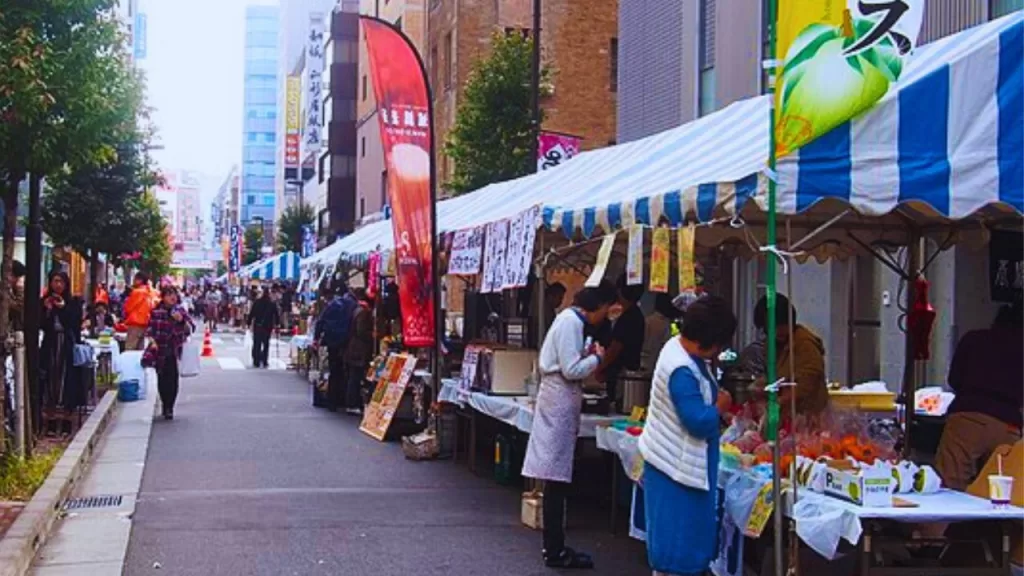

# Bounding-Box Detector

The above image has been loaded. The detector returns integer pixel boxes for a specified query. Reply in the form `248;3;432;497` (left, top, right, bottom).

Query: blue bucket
118;379;141;402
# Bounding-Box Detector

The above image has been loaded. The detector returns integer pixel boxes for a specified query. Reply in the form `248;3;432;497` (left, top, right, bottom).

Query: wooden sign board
360;353;417;441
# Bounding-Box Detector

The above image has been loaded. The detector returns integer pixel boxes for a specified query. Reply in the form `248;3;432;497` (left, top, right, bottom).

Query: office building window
361;136;366;157
698;0;717;116
444;32;453;89
362;74;367;101
609;37;618;93
319;153;327;184
247;195;256;205
991;0;1023;18
360;197;365;218
760;0;772;94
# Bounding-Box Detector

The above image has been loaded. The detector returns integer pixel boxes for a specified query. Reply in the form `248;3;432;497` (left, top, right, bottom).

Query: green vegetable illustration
848;483;861;502
776;18;904;156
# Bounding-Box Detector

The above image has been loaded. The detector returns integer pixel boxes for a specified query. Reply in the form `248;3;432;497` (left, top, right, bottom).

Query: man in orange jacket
124;272;156;350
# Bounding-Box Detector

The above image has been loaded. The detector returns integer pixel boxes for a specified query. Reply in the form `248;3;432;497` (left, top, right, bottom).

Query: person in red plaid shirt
147;286;194;420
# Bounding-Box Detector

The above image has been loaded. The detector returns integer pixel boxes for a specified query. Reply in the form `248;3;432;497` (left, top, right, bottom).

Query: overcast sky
140;0;276;185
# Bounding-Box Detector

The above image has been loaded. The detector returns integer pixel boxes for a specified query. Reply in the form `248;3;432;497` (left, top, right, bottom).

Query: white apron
522;373;584;483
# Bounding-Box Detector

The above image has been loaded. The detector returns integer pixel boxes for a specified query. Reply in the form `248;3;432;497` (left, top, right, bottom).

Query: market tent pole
764;1;784;576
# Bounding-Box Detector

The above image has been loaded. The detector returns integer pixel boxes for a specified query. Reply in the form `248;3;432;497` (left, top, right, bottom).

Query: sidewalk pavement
30;376;158;575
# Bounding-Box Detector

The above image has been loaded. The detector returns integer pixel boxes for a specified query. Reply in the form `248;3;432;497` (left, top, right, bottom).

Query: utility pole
530;0;542;174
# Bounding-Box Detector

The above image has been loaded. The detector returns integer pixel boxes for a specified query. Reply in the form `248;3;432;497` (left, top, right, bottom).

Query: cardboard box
823;460;893;507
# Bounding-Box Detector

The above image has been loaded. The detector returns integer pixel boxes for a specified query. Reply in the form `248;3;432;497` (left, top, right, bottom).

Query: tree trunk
88;249;100;305
25;174;42;442
0;172;23;451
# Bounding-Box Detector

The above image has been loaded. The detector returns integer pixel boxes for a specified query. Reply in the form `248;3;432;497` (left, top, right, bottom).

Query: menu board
585;233;616;287
626;225;644;285
649;227;670;293
448;227;485;276
480;219;509;293
459;345;482;391
502;206;540;289
360;353;417;441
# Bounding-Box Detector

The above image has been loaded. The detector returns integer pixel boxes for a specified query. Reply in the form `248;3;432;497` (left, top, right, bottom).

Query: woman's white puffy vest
638;337;714;490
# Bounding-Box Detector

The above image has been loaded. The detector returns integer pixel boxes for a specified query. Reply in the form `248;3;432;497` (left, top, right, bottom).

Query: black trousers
157;356;179;414
543;480;569;554
251;329;271;367
344;363;365;410
326;345;345;410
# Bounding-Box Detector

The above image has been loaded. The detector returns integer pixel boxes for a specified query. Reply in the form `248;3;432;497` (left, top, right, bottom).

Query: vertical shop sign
677;224;696;292
363;17;436;346
585;234;617;288
228;225;241;273
502;206;540;289
304;15;326;157
481;220;508;293
286;76;302;170
537;131;582;171
649;227;670;293
774;0;923;157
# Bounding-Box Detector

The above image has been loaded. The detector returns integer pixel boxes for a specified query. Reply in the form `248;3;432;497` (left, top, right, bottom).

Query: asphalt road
124;338;651;576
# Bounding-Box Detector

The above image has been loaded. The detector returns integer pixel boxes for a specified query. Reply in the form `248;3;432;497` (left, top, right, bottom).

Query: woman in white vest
522;281;617;570
639;296;736;576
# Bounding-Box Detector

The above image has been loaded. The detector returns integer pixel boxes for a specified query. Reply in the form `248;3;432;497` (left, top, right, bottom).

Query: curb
0;392;119;576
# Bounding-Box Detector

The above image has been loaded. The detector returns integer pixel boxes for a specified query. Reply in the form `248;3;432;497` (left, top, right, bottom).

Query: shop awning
304;11;1022;263
243;251;301;281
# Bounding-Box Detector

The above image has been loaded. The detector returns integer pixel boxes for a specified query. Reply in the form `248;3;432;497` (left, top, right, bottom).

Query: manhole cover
62;495;123;511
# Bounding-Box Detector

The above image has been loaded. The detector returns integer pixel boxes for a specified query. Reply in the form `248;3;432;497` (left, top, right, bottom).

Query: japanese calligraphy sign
363;17;436;347
480;219;508;293
448;227;484;276
775;0;923;156
304;15;326;157
286;76;302;170
228;225;241;273
537;131;581;171
626;225;644;286
502;205;540;289
649;227;669;293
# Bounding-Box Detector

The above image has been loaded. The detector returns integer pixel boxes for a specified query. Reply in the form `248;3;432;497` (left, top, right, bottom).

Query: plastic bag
180;338;200;377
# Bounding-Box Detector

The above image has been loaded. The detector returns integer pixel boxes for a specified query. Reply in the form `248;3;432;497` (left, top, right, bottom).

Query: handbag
141;345;158;369
179;338;200;377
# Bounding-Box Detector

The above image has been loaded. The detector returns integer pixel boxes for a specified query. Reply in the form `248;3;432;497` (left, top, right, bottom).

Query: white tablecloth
86;339;121;375
595;425;1024;559
440;378;622;438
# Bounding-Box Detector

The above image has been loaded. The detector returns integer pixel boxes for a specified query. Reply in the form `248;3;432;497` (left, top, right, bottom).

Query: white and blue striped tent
304;12;1022;264
243;251;301;281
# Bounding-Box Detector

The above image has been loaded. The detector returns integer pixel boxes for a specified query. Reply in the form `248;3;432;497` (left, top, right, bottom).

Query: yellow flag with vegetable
774;0;924;157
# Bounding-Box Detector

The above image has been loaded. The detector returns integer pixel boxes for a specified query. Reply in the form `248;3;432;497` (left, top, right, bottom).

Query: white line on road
216;357;246;370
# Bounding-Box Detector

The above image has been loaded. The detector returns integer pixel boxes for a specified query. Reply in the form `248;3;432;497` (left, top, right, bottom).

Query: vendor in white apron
522;280;617;570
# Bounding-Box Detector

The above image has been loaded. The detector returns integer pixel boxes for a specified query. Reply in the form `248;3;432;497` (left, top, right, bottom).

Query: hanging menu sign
678;224;696;291
448;227;484;275
585;233;617;287
502;206;540;289
649;227;670;293
480;219;509;293
626;225;643;285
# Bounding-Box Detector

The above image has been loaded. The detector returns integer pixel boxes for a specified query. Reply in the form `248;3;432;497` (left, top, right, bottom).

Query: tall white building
114;0;146;60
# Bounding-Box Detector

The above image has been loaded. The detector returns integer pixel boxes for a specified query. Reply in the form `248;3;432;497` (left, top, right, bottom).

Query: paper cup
913;465;942;494
989;475;1014;508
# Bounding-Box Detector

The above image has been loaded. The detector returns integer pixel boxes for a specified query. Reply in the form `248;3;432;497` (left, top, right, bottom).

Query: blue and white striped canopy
304;12;1022;263
245;251;301;281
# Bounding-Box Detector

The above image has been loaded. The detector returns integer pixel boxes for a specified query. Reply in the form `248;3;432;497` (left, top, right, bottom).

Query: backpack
321;296;356;347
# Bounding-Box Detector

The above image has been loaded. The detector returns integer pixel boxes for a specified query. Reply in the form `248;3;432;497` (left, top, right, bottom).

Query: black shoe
544;547;594;569
164;411;173;421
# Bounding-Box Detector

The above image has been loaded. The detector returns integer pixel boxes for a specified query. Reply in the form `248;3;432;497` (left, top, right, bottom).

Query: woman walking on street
521;281;617;570
147;286;193;420
41;271;85;416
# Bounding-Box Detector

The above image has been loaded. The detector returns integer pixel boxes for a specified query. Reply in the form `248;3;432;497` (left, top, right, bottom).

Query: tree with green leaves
276;204;315;254
134;192;173;278
443;32;548;195
243;226;264;266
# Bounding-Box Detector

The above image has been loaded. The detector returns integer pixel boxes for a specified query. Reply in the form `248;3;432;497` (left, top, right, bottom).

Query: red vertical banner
362;17;436;347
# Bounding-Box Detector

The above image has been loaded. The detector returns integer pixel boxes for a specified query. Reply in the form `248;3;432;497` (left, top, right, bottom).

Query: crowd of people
310;278;374;415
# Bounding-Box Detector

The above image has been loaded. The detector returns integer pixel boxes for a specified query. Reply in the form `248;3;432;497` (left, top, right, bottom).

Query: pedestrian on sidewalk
522;281;616;570
124;273;155;350
247;287;279;368
41;270;86;416
343;288;374;414
313;280;356;411
639;296;735;576
147;286;193;420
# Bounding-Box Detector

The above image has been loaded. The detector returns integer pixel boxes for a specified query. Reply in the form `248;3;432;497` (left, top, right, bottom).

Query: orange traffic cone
201;328;214;357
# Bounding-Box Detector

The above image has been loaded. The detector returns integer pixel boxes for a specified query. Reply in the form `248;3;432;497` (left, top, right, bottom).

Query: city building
242;4;282;242
427;0;619;194
114;0;147;60
355;0;427;225
213;166;241;262
316;5;360;242
614;0;1023;388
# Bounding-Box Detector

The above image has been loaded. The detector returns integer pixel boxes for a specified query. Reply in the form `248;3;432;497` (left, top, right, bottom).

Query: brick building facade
427;0;619;194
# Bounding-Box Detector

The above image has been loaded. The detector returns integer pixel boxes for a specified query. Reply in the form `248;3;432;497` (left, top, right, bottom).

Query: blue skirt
644;462;718;575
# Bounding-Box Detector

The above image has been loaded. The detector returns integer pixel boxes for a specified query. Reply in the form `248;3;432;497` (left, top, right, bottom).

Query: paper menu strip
585;233;617;287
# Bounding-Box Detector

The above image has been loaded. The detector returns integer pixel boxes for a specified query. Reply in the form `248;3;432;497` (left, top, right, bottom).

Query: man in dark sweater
247;288;279;368
935;300;1023;491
